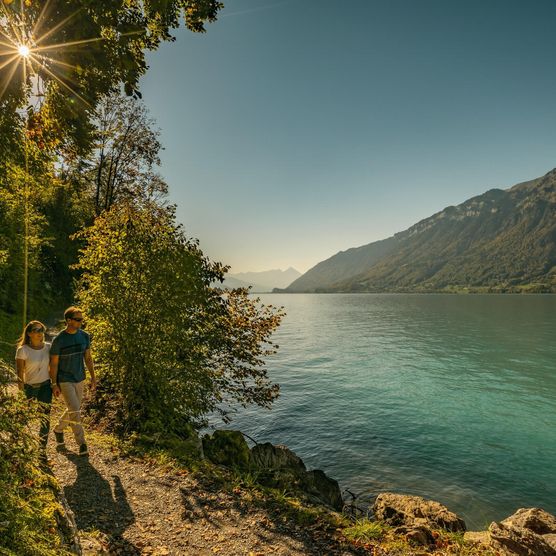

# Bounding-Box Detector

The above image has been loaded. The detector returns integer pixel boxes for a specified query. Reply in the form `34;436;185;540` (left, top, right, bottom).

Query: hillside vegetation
284;170;556;293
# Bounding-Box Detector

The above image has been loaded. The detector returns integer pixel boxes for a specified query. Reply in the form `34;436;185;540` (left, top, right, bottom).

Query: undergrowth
0;360;72;556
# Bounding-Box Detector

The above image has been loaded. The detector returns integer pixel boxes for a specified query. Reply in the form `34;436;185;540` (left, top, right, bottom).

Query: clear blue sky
140;0;556;274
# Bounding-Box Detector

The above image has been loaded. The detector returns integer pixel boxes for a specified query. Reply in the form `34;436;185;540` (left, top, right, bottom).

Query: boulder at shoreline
488;507;556;555
373;492;467;533
202;431;344;510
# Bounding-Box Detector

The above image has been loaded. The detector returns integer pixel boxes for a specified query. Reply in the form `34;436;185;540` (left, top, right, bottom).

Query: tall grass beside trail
0;311;20;361
0;360;72;556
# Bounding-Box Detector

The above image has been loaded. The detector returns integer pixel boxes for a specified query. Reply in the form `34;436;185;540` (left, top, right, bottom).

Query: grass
343;519;386;543
0;311;20;362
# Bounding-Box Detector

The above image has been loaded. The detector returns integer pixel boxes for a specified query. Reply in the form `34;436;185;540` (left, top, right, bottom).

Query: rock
249;443;343;510
501;508;556;537
488;508;556;556
405;526;435;546
489;521;556;555
250;443;306;474
373;493;466;532
202;430;250;469
464;530;490;546
393;525;435;546
303;470;343;511
249;443;307;492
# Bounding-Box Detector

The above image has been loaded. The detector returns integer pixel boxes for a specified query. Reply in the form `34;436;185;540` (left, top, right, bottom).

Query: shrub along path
47;433;364;555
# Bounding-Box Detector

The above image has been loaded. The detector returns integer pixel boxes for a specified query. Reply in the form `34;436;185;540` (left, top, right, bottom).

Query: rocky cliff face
285;169;556;293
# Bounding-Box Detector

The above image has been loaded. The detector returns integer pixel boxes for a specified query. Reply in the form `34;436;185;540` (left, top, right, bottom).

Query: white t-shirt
15;343;51;385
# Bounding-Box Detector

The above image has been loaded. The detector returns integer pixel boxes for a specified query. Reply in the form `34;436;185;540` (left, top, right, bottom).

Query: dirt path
48;435;363;556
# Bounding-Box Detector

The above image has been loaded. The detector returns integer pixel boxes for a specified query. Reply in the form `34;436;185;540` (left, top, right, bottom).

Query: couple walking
15;306;96;456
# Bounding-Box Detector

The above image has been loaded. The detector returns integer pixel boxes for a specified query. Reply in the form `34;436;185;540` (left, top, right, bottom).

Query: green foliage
0;94;165;335
0;159;53;317
133;431;203;463
1;0;223;150
342;519;386;543
0;361;71;556
0;154;87;334
0;311;21;362
75;202;284;436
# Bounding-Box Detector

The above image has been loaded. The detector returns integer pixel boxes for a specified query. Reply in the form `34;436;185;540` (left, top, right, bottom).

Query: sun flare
17;44;30;57
0;3;107;107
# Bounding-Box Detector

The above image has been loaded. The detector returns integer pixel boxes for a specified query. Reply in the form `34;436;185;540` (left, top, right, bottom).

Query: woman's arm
16;358;25;391
49;354;61;397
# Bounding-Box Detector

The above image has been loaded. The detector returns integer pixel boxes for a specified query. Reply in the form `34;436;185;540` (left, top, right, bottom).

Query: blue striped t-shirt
50;329;91;383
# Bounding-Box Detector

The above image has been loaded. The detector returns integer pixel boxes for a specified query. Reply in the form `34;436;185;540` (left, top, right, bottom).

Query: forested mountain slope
284;170;556;293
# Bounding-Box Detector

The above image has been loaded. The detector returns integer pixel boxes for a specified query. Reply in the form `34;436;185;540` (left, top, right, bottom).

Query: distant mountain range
223;267;301;292
280;169;556;293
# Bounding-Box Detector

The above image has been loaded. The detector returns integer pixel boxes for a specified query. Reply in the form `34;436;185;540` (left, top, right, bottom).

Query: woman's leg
23;381;52;449
36;381;53;448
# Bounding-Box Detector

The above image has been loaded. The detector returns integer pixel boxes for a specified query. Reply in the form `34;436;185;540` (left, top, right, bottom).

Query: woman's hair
17;320;46;348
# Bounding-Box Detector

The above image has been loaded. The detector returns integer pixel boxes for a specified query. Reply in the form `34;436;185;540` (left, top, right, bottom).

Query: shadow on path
179;475;362;555
61;451;138;554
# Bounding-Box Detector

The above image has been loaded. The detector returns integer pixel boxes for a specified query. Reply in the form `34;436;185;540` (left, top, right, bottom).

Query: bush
0;361;71;555
75;202;284;436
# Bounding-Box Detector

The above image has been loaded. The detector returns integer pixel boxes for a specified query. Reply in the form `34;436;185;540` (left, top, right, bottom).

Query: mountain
221;275;268;292
224;267;301;292
279;237;399;293
283;169;556;293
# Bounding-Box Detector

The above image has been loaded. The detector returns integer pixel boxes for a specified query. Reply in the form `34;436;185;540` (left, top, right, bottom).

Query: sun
0;3;106;107
18;44;30;57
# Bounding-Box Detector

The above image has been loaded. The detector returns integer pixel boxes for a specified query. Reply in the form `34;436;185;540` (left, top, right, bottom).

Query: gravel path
48;435;362;555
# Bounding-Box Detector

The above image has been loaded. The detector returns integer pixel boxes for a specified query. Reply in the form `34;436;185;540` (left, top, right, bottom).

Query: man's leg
54;382;85;446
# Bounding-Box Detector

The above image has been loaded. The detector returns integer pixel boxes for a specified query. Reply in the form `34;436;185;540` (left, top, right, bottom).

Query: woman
15;320;52;449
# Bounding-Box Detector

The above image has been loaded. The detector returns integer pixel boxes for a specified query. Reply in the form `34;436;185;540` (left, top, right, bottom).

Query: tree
0;109;89;335
75;202;284;436
79;93;167;215
0;0;223;150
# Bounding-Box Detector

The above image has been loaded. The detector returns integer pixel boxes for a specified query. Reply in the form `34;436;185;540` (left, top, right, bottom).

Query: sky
140;0;556;274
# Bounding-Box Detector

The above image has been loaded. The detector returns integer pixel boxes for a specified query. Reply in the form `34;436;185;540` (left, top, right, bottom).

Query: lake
216;293;556;530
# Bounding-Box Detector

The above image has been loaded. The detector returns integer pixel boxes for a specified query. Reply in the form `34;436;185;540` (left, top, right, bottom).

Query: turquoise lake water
220;294;556;529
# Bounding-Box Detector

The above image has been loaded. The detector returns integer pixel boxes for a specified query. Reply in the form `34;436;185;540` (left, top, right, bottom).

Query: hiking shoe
79;443;89;456
54;431;64;446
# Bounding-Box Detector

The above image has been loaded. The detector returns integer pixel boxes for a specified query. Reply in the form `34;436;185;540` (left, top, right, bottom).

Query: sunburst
0;0;140;109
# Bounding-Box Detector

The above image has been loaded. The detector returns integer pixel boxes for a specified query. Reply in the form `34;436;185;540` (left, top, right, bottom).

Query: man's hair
64;306;82;321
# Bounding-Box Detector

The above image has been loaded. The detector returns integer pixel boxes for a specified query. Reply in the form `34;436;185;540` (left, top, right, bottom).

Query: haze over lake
221;294;556;529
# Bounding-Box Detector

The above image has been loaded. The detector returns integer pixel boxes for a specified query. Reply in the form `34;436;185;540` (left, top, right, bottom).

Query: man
50;306;96;456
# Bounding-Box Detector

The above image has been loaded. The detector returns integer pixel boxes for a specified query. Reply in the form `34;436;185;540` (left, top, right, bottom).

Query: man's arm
49;354;61;397
84;348;96;389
